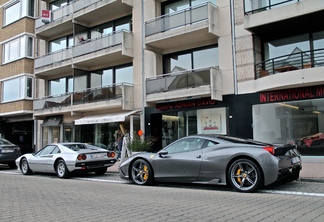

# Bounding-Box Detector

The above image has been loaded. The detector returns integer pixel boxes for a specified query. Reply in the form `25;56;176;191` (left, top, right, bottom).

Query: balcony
146;67;222;103
244;0;324;40
72;30;133;69
35;2;73;38
36;0;133;39
33;83;134;117
255;48;324;78
145;2;219;53
34;30;133;77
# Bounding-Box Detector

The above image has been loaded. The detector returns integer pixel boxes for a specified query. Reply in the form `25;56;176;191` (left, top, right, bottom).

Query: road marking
261;190;324;197
0;171;20;175
75;177;125;183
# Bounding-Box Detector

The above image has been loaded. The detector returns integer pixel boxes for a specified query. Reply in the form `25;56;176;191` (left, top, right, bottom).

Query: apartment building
0;0;35;154
5;0;321;155
32;0;237;152
233;0;324;155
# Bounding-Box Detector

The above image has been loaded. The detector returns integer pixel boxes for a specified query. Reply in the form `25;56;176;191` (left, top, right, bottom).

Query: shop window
252;99;324;145
3;35;34;64
3;0;35;26
2;76;33;102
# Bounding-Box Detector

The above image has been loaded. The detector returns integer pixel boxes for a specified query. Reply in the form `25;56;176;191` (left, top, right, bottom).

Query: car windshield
0;138;13;145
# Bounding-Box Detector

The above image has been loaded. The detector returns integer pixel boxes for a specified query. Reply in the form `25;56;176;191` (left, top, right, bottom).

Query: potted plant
127;134;155;153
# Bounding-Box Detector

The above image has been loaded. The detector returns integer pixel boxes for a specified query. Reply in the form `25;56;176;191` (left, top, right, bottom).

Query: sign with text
42;10;51;23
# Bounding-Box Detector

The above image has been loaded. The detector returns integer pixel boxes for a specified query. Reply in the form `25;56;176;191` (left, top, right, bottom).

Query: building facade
1;0;323;156
0;0;35;153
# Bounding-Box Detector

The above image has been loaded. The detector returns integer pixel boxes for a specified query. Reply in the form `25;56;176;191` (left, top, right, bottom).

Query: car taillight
107;152;115;158
263;146;275;155
77;154;87;160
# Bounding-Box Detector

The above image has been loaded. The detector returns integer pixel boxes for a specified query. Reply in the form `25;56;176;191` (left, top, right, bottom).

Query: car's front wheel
20;158;32;175
56;160;70;178
228;158;262;192
131;159;153;185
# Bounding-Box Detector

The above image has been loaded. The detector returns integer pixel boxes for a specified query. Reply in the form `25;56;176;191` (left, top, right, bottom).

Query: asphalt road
1;167;324;222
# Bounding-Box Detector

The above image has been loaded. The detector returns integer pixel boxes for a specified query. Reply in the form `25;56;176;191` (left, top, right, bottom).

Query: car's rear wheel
95;167;107;175
20;158;32;175
228;158;262;193
56;160;70;178
131;159;153;185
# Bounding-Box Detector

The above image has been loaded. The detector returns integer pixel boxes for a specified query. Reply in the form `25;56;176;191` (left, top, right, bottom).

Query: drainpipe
230;0;238;94
141;0;146;134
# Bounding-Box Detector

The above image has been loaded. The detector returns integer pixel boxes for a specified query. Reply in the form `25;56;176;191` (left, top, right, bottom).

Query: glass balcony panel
73;0;100;12
145;3;210;36
146;68;211;94
73;31;123;58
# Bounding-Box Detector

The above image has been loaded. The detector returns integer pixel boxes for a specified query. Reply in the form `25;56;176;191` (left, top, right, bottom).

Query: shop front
147;98;230;152
252;85;324;156
39;111;140;151
147;85;324;156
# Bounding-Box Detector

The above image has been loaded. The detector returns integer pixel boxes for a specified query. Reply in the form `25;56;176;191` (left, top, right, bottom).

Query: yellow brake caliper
236;168;242;183
143;165;148;181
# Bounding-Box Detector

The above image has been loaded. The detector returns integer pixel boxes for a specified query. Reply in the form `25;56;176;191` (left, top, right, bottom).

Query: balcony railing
35;30;127;69
255;48;324;79
145;2;215;37
244;0;299;15
73;30;125;58
35;47;73;69
34;83;131;111
146;68;211;94
36;0;102;29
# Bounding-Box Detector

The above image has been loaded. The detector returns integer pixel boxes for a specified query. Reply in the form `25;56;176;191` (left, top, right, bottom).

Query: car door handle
196;155;201;158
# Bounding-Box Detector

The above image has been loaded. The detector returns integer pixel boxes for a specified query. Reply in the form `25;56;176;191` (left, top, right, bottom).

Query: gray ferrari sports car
16;143;117;178
119;135;302;192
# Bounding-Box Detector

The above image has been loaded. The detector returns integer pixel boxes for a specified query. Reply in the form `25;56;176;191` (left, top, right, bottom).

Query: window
49;77;73;96
2;76;33;102
164;45;218;73
165;137;204;154
163;0;216;14
4;0;35;25
49;35;74;53
3;35;34;63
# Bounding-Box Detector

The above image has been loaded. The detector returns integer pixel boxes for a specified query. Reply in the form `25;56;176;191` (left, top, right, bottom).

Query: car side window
166;138;204;154
35;145;57;156
51;147;61;154
203;140;218;148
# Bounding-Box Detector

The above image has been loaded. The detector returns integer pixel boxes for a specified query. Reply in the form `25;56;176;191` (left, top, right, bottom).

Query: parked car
0;138;21;169
16;142;117;178
119;134;302;192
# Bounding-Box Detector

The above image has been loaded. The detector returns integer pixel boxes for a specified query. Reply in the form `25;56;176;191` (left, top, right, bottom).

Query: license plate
1;149;14;153
291;157;300;164
90;153;105;159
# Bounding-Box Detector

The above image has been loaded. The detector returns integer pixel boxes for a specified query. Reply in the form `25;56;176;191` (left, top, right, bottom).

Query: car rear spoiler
274;144;298;156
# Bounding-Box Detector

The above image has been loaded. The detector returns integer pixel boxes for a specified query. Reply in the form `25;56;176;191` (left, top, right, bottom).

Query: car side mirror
157;150;168;157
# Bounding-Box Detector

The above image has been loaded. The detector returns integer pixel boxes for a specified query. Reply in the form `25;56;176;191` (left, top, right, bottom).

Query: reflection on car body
119;134;302;192
16;142;117;178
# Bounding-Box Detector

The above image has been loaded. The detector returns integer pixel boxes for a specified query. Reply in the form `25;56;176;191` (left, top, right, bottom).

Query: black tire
130;159;154;185
20;158;32;175
56;160;70;178
8;162;17;169
228;158;262;193
95;167;107;175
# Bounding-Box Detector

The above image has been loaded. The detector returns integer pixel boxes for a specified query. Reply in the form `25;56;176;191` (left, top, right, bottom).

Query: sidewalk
108;156;324;181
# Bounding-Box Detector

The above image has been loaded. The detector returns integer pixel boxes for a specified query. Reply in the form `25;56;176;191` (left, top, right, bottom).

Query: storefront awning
74;110;140;125
42;115;63;126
